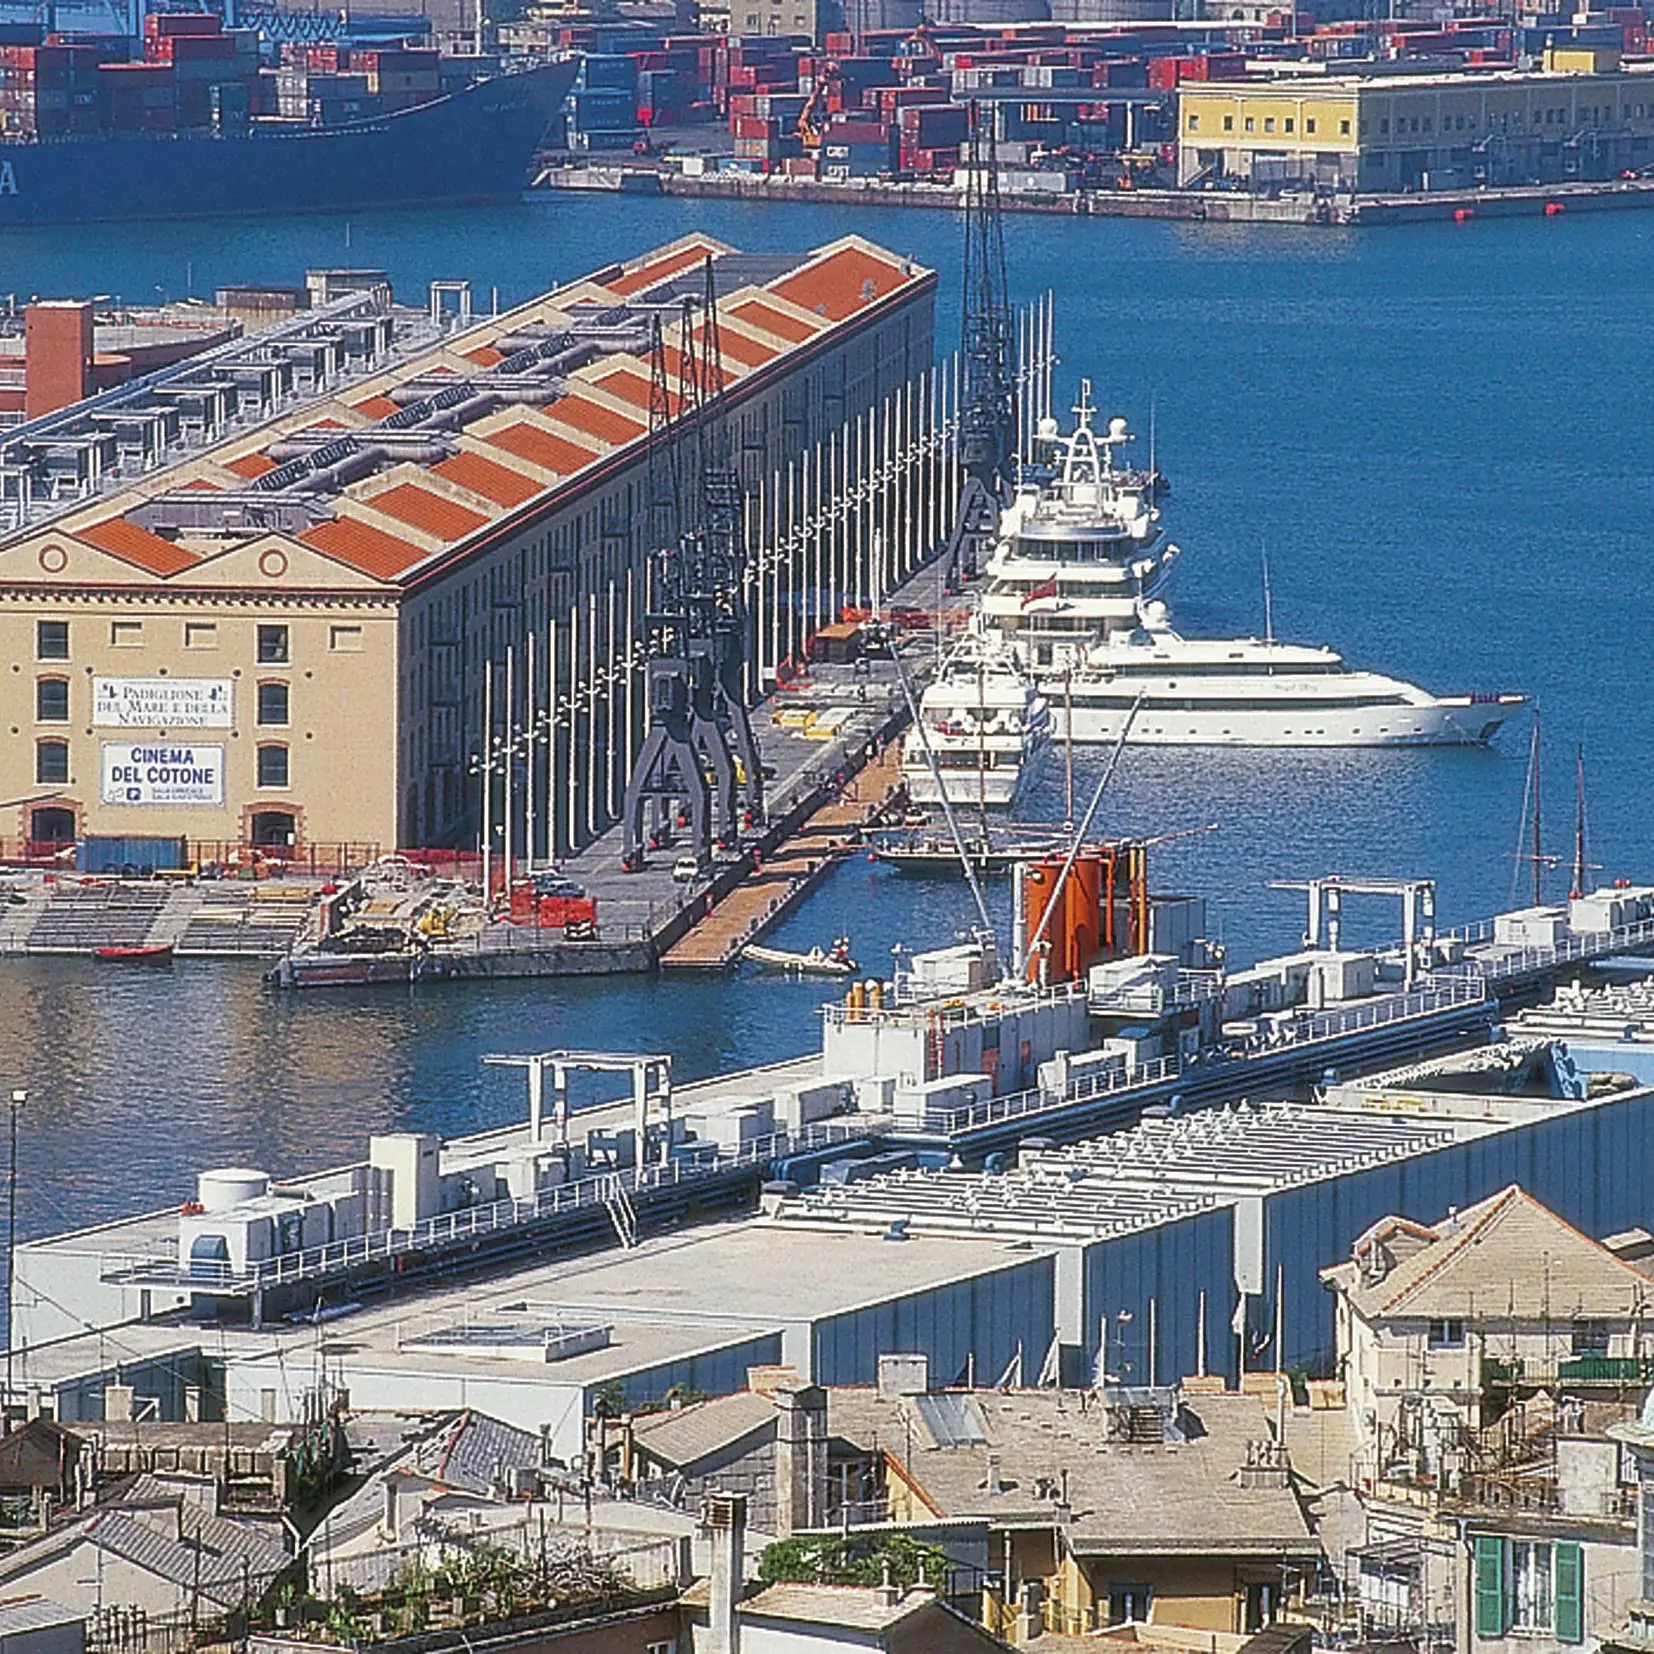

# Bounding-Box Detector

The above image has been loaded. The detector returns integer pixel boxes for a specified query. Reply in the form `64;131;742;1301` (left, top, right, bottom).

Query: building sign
94;678;233;729
101;743;225;808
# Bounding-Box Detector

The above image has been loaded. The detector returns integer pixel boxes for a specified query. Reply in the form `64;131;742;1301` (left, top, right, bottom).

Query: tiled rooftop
0;234;933;594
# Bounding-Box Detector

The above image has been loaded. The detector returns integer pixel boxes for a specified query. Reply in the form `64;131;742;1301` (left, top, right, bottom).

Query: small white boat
744;939;859;976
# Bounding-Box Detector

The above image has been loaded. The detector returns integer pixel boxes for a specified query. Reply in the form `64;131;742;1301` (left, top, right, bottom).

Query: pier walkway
661;744;907;971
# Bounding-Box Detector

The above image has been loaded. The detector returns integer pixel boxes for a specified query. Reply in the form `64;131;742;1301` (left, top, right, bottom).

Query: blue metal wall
811;1255;1056;1389
1083;1205;1236;1388
1263;1086;1654;1376
54;1347;213;1423
604;1332;785;1412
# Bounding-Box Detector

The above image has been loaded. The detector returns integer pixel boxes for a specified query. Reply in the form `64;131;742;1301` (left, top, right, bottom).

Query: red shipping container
732;113;775;136
564;897;597;926
537;895;568;927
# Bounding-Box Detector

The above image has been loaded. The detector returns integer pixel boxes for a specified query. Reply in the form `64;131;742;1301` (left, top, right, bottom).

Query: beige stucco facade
0;544;398;856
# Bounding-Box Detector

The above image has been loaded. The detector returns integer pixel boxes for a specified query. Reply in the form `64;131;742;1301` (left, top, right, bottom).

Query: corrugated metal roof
429;1410;541;1496
367;482;490;542
0;1595;82;1633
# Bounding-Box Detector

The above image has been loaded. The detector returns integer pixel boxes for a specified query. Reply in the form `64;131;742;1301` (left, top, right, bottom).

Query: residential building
0;1597;84;1654
1317;1187;1653;1654
1178;58;1654;191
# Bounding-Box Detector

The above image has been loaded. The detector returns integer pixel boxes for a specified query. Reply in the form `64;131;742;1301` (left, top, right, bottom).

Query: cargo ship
0;17;575;226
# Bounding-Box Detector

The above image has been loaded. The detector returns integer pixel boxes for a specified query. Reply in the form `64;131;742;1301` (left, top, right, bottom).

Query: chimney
876;1353;929;1399
773;1381;827;1538
24;301;95;420
985;1453;1003;1496
705;1492;746;1654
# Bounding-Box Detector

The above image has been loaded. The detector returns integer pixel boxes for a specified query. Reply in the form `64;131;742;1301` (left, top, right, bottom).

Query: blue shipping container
79;835;189;876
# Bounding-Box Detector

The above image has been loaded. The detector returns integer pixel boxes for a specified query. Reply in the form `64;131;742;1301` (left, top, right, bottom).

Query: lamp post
5;1088;24;1417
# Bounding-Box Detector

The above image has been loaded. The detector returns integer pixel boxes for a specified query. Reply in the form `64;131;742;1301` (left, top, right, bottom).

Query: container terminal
13;864;1654;1434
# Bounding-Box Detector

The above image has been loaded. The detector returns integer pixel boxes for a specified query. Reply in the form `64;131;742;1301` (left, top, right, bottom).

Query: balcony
1483;1356;1654;1387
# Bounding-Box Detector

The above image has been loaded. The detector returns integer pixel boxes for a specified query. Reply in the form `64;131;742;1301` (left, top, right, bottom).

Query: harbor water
3;197;1653;1243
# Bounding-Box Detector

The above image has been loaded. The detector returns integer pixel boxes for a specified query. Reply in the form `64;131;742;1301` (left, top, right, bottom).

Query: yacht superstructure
903;629;1051;808
980;383;1178;669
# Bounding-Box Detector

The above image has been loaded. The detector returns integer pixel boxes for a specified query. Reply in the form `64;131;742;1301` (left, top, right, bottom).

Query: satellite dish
1036;416;1059;440
1107;416;1130;441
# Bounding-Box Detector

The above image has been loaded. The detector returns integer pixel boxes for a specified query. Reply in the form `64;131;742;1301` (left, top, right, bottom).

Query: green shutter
1554;1541;1584;1644
1474;1536;1508;1640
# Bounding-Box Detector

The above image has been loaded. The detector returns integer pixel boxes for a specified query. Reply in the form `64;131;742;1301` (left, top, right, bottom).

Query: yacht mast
1571;742;1588;901
1529;712;1543;909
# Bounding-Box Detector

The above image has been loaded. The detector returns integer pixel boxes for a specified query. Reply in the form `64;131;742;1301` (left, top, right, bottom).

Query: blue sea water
3;196;1652;1240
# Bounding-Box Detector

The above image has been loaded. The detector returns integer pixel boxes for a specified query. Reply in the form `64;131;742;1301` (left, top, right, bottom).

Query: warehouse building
1178;53;1654;191
0;234;939;859
773;1037;1654;1384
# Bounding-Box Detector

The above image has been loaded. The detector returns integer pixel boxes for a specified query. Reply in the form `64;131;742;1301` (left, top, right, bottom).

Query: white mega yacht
980;382;1178;669
903;629;1051;808
1047;605;1524;748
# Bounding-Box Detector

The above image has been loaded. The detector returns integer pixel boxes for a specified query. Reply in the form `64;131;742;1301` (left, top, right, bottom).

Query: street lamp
5;1087;24;1419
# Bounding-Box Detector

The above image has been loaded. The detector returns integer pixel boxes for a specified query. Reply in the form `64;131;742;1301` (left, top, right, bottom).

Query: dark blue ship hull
0;58;574;226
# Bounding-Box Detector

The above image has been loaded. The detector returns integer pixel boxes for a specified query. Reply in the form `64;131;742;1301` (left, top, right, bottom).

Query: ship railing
925;977;1489;1136
1087;970;1223;1015
923;1053;1183;1135
1458;915;1654;983
109;1121;870;1296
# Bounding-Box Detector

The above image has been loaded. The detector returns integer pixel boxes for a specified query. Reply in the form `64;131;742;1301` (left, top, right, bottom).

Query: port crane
620;257;764;874
942;99;1017;589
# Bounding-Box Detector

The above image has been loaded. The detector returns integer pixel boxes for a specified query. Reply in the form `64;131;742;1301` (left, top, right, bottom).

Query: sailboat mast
977;658;988;845
1064;668;1075;844
1530;712;1543;909
1571;742;1587;901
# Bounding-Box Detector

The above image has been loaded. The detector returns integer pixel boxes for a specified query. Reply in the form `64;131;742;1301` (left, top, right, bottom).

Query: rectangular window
1572;1319;1611;1356
184;621;218;650
35;678;69;723
1285;117;1294;133
257;745;290;788
1427;1318;1465;1349
1308;117;1318;134
35;740;68;786
1244;115;1255;132
110;620;143;647
1510;1541;1553;1633
257;623;290;664
1187;113;1199;131
1109;1585;1153;1626
329;624;363;653
257;682;290;727
1223;114;1234;132
36;620;69;660
1263;116;1275;133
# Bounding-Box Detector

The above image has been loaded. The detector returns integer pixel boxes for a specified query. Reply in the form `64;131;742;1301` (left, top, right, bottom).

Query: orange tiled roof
367;481;490;542
224;452;278;480
353;394;400;419
606;239;723;299
769;246;910;324
464;346;505;367
701;328;775;370
180;478;219;491
300;516;428;580
549;394;646;447
594;366;653;411
432;452;544;509
76;516;199;577
727;298;820;345
484;422;601;476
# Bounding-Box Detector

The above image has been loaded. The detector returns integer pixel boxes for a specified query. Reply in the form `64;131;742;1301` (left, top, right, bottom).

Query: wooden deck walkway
661;745;907;972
